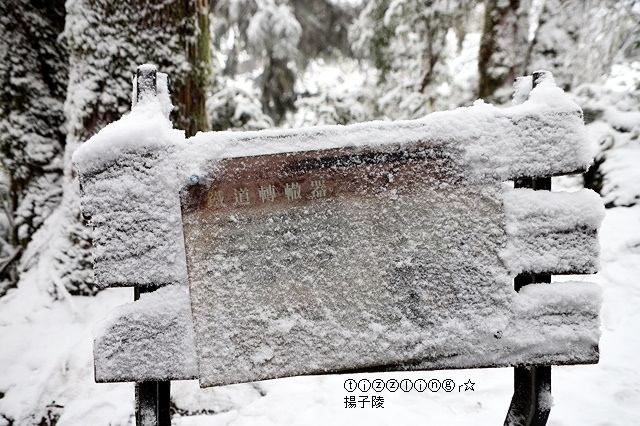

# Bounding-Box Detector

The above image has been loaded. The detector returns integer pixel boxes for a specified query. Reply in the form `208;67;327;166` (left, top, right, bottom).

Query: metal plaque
182;142;514;387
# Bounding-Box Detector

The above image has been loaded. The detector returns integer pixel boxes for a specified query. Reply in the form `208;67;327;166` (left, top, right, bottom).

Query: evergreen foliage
350;0;480;118
0;0;67;296
210;0;356;126
212;0;303;125
527;0;638;92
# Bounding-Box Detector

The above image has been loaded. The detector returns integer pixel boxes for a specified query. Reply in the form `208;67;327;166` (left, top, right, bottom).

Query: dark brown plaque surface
182;142;519;387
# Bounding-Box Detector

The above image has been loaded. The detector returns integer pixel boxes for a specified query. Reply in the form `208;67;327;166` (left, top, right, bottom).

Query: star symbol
464;379;475;391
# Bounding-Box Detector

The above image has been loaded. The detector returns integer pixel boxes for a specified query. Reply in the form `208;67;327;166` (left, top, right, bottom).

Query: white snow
0;269;134;425
93;285;198;383
514;281;602;317
72;96;187;289
71;73;604;389
3;198;638;424
501;187;605;274
527;72;574;108
247;2;301;62
172;79;601;387
511;75;533;106
73;95;184;176
172;203;639;426
12;68;632;424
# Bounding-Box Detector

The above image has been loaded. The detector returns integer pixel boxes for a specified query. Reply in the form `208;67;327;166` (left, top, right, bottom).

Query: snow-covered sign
74;73;604;388
181;102;603;388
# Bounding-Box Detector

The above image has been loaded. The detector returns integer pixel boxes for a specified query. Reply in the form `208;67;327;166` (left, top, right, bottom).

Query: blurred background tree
0;0;68;297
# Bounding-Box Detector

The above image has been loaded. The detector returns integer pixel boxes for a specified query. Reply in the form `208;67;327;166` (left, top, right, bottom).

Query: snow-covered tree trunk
248;1;302;125
478;0;530;103
51;0;212;296
0;0;68;296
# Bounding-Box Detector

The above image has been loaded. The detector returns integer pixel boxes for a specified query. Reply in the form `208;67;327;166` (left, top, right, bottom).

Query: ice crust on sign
73;98;187;288
93;285;198;382
501;187;605;274
186;182;521;386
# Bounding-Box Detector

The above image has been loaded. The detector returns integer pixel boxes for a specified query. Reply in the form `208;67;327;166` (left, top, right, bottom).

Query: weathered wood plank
93;280;600;383
94;285;198;383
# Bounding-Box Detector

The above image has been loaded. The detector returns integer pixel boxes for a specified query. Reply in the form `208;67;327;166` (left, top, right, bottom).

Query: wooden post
504;71;552;426
133;65;171;426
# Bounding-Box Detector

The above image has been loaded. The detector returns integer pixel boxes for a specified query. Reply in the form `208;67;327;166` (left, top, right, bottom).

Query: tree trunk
173;0;212;137
478;0;530;103
54;0;212;296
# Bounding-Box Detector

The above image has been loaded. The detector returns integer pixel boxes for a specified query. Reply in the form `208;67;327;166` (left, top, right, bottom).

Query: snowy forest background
0;0;639;425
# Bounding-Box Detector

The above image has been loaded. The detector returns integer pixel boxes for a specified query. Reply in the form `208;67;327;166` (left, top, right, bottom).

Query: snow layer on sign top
501;187;605;274
514;282;603;317
72;97;187;288
73;97;184;176
177;77;591;185
93;285;198;382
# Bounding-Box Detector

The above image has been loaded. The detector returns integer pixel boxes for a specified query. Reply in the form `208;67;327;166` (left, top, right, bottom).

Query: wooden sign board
182;141;516;387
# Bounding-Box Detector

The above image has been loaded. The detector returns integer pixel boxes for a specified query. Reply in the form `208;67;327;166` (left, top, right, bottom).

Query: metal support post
134;285;171;426
504;71;553;426
133;65;170;426
504;174;552;426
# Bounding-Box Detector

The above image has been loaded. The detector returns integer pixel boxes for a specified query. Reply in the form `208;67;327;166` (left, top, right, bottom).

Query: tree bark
478;0;530;102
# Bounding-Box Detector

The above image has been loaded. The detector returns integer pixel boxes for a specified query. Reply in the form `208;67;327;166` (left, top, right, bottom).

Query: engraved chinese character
209;190;225;208
310;180;327;198
258;185;276;202
284;183;301;201
233;188;250;205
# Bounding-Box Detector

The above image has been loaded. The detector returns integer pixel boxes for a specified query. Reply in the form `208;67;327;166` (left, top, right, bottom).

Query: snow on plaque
182;143;512;387
181;111;600;388
177;78;598;387
75;73;602;385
